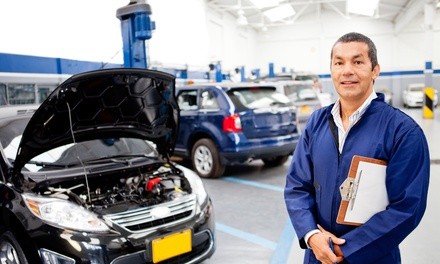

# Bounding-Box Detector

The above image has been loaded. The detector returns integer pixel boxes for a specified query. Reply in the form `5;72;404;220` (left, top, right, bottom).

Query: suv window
177;90;198;111
200;90;219;110
226;87;291;110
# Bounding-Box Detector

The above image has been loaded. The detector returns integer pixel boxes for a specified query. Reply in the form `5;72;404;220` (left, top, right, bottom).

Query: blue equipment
117;0;155;68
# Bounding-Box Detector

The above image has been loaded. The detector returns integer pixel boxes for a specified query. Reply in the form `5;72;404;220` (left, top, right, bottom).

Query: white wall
254;11;440;76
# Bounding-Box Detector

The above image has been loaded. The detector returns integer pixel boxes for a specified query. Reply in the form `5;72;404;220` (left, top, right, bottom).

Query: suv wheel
0;230;29;264
191;139;225;178
262;155;289;167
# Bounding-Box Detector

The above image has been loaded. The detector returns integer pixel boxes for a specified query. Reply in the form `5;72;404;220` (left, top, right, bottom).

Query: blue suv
174;82;300;178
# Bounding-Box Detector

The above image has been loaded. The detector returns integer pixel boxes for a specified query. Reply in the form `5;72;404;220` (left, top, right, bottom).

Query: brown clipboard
336;155;388;226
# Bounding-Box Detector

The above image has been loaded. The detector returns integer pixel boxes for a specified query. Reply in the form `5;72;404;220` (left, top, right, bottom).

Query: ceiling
206;0;439;33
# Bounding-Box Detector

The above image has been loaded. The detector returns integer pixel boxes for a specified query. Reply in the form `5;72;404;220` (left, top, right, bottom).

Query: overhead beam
394;0;427;33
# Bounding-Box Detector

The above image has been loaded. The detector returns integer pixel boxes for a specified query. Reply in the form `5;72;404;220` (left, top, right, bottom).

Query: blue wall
0;53;123;75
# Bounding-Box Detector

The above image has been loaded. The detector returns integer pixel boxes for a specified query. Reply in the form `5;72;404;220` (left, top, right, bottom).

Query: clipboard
336;155;388;226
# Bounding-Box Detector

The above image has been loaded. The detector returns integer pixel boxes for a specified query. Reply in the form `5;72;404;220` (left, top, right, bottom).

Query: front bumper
29;200;215;264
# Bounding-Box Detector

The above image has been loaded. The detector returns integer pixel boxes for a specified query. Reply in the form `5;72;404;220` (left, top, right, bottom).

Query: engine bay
31;162;192;215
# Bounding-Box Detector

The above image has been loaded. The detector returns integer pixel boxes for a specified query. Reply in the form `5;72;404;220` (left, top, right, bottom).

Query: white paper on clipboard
343;160;389;224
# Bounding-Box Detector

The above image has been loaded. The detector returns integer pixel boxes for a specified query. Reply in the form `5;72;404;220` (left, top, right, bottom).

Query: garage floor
192;107;440;264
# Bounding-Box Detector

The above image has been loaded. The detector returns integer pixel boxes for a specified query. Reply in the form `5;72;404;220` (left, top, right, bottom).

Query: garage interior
0;0;439;263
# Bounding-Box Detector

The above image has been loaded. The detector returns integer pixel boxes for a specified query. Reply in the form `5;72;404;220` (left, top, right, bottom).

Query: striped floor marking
222;176;285;192
217;176;297;264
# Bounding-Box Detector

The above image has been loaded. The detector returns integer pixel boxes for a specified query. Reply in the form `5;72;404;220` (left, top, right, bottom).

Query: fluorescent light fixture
347;0;380;17
236;10;248;25
263;4;295;22
248;0;279;9
237;15;248;25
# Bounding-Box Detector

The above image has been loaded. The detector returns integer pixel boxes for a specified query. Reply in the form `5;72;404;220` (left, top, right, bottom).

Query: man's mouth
341;81;358;85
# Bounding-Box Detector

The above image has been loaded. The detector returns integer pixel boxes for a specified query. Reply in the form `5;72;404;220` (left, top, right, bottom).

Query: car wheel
0;230;29;264
262;155;289;167
191;139;225;178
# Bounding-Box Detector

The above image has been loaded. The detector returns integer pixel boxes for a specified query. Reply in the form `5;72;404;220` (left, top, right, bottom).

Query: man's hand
308;225;345;264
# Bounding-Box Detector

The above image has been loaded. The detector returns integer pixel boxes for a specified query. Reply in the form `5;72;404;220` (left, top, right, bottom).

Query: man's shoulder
370;101;423;132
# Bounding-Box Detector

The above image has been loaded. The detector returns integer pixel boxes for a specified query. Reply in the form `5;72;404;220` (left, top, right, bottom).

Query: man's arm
284;125;319;248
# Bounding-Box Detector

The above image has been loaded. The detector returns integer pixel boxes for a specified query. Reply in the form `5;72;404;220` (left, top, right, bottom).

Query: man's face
330;41;380;103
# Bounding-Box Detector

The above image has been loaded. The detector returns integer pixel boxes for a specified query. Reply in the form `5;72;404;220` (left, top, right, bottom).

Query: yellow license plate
299;105;311;114
152;229;192;263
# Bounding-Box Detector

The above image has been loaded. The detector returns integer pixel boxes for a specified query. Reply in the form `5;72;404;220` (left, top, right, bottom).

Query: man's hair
331;32;378;70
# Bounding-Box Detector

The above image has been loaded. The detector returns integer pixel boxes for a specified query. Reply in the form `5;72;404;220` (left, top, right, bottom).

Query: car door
175;89;199;156
197;88;225;144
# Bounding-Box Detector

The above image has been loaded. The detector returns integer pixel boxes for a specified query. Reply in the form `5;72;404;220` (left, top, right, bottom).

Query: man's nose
342;63;354;74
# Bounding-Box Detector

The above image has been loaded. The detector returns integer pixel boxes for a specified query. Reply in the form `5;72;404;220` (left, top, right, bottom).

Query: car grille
104;194;197;233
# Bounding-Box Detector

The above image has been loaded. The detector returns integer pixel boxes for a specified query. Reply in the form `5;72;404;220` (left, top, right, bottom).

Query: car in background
174;82;300;178
403;83;438;108
271;80;323;124
255;72;321;89
375;86;393;105
0;69;215;264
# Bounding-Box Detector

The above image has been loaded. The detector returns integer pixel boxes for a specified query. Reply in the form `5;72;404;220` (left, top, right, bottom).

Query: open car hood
13;68;178;175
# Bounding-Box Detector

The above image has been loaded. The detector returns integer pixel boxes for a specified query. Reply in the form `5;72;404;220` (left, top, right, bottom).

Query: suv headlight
23;194;110;233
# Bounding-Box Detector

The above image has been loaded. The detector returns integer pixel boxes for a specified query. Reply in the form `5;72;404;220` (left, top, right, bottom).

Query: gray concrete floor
192;107;440;264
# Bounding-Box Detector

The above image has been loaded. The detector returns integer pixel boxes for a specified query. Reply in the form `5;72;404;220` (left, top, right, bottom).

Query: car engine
32;163;192;215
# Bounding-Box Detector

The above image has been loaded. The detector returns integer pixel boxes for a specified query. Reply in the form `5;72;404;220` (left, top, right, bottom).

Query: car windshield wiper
25;160;70;168
82;154;157;165
270;101;287;106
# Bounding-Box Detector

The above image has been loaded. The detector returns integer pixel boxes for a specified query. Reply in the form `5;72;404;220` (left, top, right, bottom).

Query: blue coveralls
284;94;430;263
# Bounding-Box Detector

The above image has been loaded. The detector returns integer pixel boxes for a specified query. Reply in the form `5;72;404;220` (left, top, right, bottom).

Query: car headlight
23;194;110;233
175;164;208;206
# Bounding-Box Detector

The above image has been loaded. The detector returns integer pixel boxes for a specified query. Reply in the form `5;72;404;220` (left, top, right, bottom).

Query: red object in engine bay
146;177;161;191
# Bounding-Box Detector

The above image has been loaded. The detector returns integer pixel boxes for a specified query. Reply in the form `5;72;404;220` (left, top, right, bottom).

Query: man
284;32;430;264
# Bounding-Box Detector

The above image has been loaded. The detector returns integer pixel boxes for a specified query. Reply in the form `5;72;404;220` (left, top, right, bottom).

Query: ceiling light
248;0;279;9
237;15;248;25
347;0;380;17
236;10;248;25
263;4;296;22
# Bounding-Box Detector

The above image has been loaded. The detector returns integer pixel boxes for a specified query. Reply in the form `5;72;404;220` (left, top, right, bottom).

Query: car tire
191;139;225;178
0;229;29;264
262;155;289;167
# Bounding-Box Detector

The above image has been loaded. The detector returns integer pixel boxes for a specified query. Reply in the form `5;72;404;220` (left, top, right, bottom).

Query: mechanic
284;32;430;264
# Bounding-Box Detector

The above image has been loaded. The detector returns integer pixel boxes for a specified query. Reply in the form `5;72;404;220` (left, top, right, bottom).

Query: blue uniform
284;94;430;263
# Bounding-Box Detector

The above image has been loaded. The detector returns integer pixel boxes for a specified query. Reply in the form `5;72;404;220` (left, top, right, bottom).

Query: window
200;90;219;110
177;90;198;111
227;87;291;110
8;84;36;105
0;84;6;106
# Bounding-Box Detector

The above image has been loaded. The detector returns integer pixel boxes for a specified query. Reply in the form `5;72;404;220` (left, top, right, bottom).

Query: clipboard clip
339;177;359;201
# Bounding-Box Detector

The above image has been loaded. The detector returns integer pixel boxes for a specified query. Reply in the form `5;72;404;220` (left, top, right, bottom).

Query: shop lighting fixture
347;0;380;17
263;4;296;22
248;0;279;9
236;9;248;25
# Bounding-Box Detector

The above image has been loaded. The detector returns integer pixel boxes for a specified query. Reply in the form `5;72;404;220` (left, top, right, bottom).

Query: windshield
226;87;292;110
283;84;318;102
409;86;423;92
1;117;158;173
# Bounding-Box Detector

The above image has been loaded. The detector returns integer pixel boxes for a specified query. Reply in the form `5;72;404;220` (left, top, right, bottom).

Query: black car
0;69;215;263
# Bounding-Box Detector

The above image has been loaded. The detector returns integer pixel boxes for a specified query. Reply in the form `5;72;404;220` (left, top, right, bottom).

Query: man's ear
372;64;380;81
